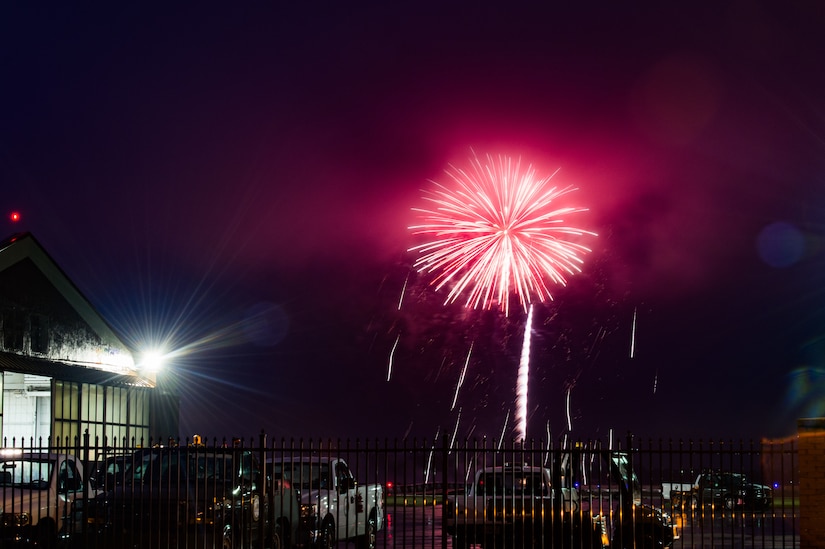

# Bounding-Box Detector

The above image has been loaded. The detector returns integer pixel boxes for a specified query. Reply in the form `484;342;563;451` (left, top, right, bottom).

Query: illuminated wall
52;381;150;457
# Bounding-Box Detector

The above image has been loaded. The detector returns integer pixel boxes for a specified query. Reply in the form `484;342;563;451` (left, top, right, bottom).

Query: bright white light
141;350;167;372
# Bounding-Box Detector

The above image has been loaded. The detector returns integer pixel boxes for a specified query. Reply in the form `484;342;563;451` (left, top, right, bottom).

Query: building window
2;310;24;352
30;314;49;354
53;381;151;460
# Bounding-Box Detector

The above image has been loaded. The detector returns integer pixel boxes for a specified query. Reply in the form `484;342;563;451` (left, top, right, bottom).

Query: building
0;232;178;451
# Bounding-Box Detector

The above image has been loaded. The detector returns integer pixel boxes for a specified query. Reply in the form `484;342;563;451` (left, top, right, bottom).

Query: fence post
441;430;450;549
798;418;825;549
259;429;267;549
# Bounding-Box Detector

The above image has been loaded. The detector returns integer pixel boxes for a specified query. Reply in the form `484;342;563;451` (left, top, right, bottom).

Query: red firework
409;152;595;316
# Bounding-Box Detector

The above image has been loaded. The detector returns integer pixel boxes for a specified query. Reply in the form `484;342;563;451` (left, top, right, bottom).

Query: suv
83;446;271;548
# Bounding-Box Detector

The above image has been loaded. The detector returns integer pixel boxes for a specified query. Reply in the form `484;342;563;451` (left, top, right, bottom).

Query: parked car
608;453;678;549
269;456;384;549
0;451;97;547
444;460;605;549
87;451;134;492
268;466;302;549
665;471;773;513
83;445;273;548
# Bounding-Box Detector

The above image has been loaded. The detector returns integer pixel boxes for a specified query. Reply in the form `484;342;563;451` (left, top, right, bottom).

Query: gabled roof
0;232;152;386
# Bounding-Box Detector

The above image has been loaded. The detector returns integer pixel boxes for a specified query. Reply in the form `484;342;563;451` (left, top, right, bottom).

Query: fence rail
0;433;799;548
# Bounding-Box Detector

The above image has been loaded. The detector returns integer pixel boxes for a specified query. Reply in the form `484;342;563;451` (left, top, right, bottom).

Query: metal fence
0;432;799;548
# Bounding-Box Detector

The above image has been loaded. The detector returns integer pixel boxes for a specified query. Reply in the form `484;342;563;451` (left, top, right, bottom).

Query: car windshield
125;450;246;485
717;473;746;487
0;458;53;488
477;470;548;496
272;461;331;490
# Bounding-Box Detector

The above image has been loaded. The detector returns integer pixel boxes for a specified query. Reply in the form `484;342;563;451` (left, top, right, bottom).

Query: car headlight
1;512;30;527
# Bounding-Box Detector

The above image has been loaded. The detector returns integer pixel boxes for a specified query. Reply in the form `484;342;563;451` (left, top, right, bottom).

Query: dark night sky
2;2;825;443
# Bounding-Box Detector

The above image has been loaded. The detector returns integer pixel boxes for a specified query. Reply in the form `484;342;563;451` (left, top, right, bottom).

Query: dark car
609;453;678;549
81;446;271;549
673;471;773;513
87;452;134;492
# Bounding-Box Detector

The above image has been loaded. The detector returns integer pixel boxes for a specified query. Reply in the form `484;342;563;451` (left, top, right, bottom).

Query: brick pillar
799;418;825;549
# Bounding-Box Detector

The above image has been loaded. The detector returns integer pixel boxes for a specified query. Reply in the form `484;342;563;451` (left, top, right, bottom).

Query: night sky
3;3;825;443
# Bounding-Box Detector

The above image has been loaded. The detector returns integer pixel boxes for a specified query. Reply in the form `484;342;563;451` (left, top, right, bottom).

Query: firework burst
409;151;595;442
409;152;594;316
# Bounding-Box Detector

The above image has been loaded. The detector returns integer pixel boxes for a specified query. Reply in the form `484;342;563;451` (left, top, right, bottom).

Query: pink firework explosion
409;152;595;316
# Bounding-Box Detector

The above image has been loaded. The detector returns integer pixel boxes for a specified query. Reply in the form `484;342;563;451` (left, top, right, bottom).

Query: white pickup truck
270;456;384;549
0;451;94;546
444;461;605;549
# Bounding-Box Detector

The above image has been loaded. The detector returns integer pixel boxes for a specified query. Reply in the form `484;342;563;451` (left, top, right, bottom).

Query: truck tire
219;525;233;549
356;512;377;549
317;516;336;549
274;518;290;549
36;518;58;549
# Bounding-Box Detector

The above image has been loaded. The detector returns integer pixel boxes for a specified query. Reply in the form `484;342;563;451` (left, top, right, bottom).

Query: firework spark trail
465;459;475;483
630;307;637;358
515;305;534;441
588;326;606;361
386;334;400;381
498;410;510;450
449;408;462;451
451;342;473;411
398;273;409;311
566;387;573;432
543;420;551;466
425;427;440;484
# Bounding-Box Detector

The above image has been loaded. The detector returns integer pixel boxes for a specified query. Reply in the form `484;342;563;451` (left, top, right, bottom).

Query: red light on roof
9;212;20;223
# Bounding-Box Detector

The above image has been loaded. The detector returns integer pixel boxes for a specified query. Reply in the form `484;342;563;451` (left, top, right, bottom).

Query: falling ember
543;420;552;466
449;407;462;449
410;151;595;443
514;305;534;441
425;427;440;484
451;342;473;411
498;409;510;450
630;307;637;358
387;334;400;381
565;387;573;432
464;459;475;483
398;273;409;311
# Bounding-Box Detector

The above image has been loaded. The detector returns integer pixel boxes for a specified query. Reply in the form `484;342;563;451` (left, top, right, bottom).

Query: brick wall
799;418;825;549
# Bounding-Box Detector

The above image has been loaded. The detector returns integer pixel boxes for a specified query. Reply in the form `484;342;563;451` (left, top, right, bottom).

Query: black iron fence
0;432;799;548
